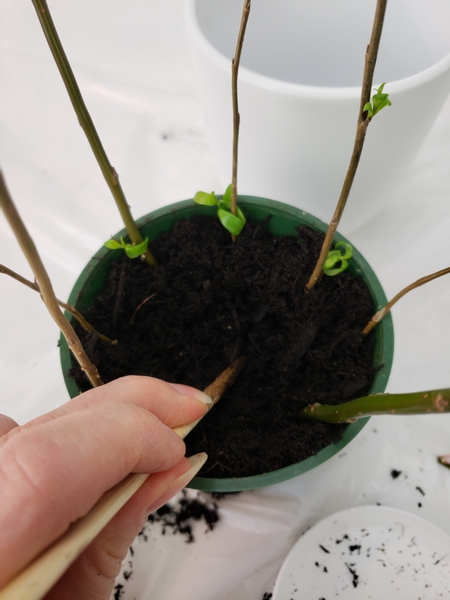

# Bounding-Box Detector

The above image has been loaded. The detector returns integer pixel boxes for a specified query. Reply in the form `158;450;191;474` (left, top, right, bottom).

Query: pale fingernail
170;452;208;490
169;383;213;405
145;452;208;515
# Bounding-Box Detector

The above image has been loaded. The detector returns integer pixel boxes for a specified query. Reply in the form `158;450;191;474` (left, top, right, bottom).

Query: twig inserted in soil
174;356;246;439
0;172;103;388
30;0;156;267
362;266;450;335
306;0;388;290
0;264;117;344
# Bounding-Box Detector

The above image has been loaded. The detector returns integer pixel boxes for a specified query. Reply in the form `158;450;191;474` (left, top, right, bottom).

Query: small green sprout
193;184;246;236
323;241;353;276
363;83;391;119
105;236;149;259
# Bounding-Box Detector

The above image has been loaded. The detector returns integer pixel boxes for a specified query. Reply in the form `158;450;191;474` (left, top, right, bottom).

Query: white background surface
272;506;450;599
1;1;450;598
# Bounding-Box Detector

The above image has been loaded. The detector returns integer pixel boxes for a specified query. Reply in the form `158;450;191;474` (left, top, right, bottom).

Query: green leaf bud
124;238;149;259
105;238;125;250
193;191;218;206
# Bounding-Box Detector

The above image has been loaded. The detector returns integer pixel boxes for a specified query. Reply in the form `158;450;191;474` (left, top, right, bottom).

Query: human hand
0;375;211;599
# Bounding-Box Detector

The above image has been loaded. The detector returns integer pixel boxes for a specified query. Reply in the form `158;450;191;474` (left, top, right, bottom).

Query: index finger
20;376;212;432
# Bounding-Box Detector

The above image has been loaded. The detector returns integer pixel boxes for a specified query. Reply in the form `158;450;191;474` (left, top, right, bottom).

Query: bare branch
363;266;450;335
230;0;251;239
0;264;117;344
0;172;103;388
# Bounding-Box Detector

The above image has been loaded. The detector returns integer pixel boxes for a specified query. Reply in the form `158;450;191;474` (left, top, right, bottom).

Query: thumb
0;415;18;437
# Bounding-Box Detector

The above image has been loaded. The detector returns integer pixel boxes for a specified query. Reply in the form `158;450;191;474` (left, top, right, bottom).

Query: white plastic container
185;0;450;233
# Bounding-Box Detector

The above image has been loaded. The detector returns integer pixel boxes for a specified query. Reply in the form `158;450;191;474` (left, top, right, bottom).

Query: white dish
273;505;450;599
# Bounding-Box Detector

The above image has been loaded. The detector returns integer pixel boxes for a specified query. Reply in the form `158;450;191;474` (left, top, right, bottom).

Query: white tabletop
1;1;450;598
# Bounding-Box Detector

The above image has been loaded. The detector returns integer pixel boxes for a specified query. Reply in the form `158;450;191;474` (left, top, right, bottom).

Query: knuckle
0;432;50;501
87;540;128;581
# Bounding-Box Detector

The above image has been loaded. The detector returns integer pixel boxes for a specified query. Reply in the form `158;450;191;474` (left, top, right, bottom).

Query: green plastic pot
60;197;394;492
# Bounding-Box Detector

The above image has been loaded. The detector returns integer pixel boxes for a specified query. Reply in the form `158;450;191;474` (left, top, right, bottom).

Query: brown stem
0;264;117;344
363;266;450;335
230;0;251;240
306;0;388;290
0;172;103;388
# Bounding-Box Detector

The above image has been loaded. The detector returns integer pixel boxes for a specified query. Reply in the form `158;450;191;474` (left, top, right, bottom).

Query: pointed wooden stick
0;357;246;600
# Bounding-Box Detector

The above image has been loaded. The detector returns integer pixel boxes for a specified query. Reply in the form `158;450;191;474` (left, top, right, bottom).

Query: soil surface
70;215;380;479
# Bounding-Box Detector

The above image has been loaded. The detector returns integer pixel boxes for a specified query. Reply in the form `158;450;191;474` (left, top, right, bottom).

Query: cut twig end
204;356;247;404
173;357;246;440
438;455;450;469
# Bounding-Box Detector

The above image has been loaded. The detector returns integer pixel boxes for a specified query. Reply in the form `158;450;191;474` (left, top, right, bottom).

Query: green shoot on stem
194;0;250;241
323;242;353;276
194;185;246;236
363;83;391;119
105;237;149;259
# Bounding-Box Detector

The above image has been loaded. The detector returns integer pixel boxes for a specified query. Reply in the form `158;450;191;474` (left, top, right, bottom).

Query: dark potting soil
70;215;380;479
114;490;223;597
143;489;220;544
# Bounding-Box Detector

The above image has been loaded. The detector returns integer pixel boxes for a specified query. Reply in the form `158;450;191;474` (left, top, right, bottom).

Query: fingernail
169;383;213;405
169;452;208;491
145;452;208;515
